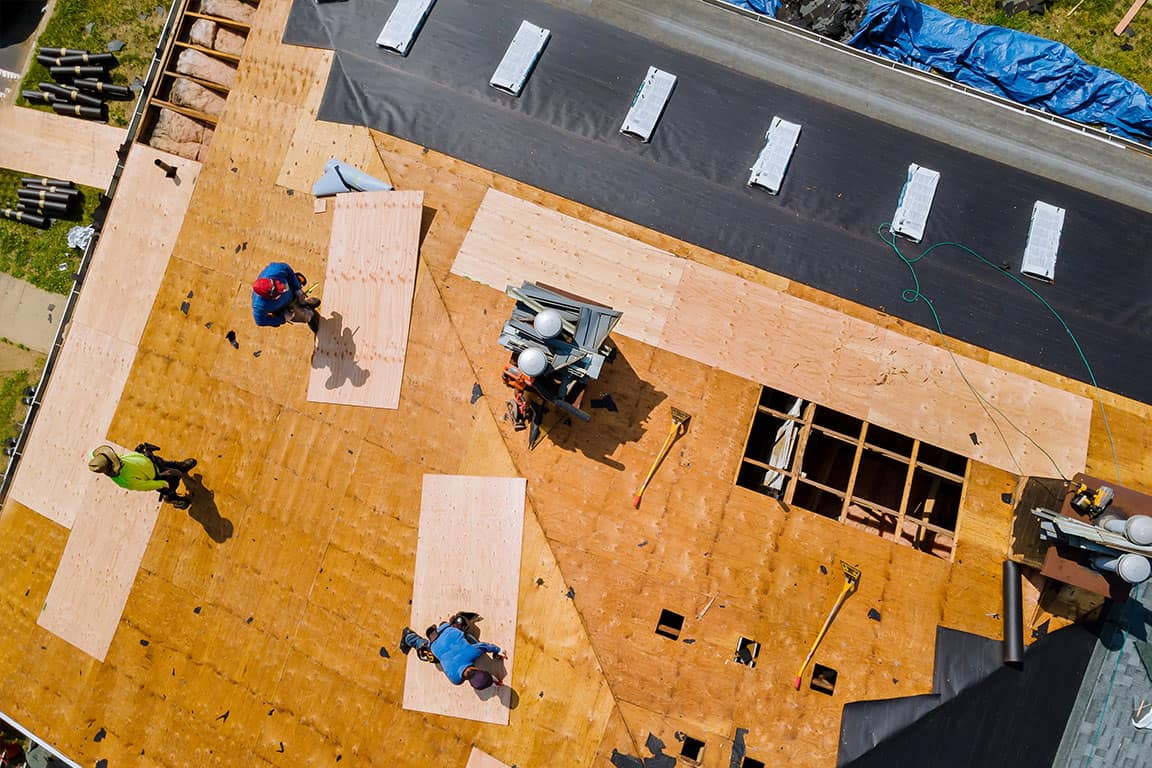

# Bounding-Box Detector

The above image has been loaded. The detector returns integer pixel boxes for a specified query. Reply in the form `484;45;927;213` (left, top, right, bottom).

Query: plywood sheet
451;188;685;346
308;190;423;409
7;324;135;528
666;262;1091;477
466;747;511;768
0;105;125;189
71;146;202;345
450;190;1091;477
404;475;525;725
10;146;200;528
37;464;160;661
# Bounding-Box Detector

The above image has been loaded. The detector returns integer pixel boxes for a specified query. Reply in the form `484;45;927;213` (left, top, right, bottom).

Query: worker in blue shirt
251;262;321;331
400;613;506;690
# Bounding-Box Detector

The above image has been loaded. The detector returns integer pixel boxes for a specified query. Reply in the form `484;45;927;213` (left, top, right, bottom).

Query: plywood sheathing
0;0;1147;766
37;476;162;660
274;49;393;194
6;325;137;527
0;105;125;189
466;746;512;768
9;146;201;529
375;128;1150;767
453;188;1091;479
308;190;423;409
0;0;627;764
404;475;524;725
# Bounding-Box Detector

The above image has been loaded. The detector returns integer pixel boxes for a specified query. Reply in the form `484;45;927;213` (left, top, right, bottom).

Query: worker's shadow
312;311;371;389
546;347;666;470
182;473;234;543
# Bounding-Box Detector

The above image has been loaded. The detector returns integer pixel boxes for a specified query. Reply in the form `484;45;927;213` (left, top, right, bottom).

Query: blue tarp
848;0;1152;143
721;0;1152;144
726;0;782;17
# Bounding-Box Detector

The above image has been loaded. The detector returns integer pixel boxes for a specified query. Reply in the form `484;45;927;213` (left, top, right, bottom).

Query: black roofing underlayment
838;627;1003;765
284;0;1152;404
842;623;1098;768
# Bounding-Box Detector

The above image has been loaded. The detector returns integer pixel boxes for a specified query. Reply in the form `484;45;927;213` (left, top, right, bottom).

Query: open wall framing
739;386;970;560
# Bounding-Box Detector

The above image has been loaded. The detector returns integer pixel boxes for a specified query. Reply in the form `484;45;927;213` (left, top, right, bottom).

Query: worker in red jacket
251;262;321;331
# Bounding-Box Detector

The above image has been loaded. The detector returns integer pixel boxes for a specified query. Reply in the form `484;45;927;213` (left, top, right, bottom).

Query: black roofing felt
284;0;1152;405
841;623;1098;768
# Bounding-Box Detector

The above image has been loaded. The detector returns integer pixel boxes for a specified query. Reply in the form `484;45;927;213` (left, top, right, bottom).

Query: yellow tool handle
632;422;683;508
793;583;851;690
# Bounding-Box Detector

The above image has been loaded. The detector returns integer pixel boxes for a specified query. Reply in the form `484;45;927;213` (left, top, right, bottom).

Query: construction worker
399;612;507;690
87;444;196;509
251;262;321;331
501;361;537;430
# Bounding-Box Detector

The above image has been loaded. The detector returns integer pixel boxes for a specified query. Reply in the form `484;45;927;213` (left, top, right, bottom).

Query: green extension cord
877;223;1122;485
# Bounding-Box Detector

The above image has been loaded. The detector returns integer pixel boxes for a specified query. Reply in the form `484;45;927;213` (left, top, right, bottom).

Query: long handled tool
632;407;691;508
794;561;861;690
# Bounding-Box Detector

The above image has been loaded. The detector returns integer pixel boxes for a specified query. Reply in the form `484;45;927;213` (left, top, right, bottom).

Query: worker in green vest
87;443;197;509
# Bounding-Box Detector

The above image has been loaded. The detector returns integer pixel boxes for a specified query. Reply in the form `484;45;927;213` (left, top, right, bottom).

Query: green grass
930;0;1152;93
0;167;101;294
16;0;169;127
0;365;43;444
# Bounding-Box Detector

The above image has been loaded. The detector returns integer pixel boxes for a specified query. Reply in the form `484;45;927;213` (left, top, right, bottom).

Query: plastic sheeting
848;0;1152;143
722;0;1152;144
726;0;781;14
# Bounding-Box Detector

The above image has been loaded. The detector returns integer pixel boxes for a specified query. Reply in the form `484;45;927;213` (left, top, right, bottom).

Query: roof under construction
1;0;1151;766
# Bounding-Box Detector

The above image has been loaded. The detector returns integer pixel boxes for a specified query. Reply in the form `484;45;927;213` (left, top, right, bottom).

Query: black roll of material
49;65;107;80
17;188;74;205
19;176;75;189
39;47;90;58
55;52;118;68
22;183;80;198
1002;559;1025;664
36;54;66;68
0;208;49;228
73;79;134;100
17;199;70;215
37;82;103;108
50;102;106;120
21;90;55;104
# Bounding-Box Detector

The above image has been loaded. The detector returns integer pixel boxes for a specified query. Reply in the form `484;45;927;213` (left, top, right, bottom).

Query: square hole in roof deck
656;609;684;641
735;637;760;668
811;663;838;695
680;735;705;763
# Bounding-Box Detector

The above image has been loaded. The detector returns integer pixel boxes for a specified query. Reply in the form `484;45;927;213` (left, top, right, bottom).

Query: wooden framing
185;9;253;31
738;386;967;559
171;40;242;64
138;0;257;150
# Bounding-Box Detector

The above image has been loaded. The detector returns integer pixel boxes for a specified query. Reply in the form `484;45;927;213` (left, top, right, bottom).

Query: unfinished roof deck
0;0;1149;767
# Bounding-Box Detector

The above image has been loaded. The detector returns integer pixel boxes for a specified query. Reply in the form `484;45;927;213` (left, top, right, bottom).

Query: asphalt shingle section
1054;587;1152;768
